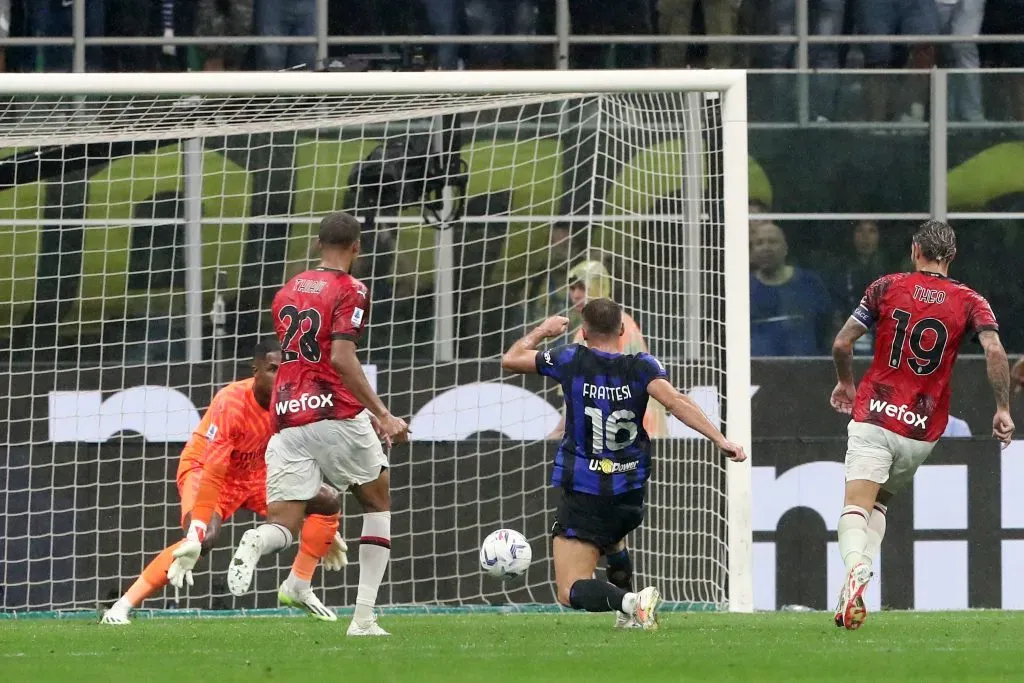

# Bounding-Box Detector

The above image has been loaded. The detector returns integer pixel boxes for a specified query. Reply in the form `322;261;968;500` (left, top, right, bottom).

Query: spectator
422;0;460;68
828;220;887;355
750;222;831;356
197;0;253;70
572;0;652;68
981;0;1024;121
657;0;738;69
765;0;846;121
0;0;9;72
29;0;106;72
463;0;539;68
936;0;985;122
254;0;317;70
855;0;939;121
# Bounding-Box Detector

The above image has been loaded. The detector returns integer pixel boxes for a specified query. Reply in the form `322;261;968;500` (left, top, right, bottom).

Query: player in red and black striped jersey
226;212;408;637
829;220;1014;630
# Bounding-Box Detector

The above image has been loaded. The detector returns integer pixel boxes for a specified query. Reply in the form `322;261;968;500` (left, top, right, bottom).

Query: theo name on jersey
271;267;370;431
537;344;667;496
850;271;997;442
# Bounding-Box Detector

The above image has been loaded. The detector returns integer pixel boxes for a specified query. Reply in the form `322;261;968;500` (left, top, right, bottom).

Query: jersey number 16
584;407;638;453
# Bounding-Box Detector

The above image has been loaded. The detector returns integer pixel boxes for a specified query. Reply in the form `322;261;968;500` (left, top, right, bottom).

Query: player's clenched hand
536;316;570;339
323;533;349;571
167;539;202;589
377;413;409;444
369;413;393;449
715;439;747;463
830;382;856;415
993;409;1015;447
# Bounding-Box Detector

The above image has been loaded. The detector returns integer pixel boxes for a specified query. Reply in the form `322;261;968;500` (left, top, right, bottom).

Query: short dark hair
913;219;957;263
319;212;361;248
254;336;281;361
581;298;622;337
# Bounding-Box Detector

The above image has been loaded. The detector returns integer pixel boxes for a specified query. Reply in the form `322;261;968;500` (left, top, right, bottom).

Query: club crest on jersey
351;307;364;326
589;458;639;474
206;423;218;440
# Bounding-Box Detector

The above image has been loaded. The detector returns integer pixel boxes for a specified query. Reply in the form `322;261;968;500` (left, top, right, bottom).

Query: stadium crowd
0;1;1020;76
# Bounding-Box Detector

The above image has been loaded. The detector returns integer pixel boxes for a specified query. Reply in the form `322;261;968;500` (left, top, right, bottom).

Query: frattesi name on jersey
869;399;928;428
275;392;335;415
582;382;632;401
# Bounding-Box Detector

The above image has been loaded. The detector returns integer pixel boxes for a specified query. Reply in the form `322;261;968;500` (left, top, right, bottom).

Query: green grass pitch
2;611;1021;682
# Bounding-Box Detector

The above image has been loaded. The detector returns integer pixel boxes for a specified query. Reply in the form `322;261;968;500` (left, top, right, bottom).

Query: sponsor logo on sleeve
206;423;218;440
351;308;364;326
543;351;553;365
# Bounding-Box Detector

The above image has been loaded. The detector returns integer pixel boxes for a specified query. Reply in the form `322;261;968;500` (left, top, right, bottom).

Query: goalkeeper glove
323;533;348;571
167;520;206;589
167;540;202;589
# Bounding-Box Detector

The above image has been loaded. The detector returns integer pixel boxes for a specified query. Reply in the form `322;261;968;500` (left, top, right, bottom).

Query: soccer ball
479;529;532;580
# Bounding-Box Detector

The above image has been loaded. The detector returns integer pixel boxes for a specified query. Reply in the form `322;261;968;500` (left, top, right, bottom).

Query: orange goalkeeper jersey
175;378;273;525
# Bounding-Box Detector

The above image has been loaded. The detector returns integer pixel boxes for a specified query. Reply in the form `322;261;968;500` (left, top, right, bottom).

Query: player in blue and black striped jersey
502;298;746;630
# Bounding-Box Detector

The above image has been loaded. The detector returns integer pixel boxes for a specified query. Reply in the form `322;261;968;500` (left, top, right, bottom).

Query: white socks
354;511;391;623
862;503;887;569
255;523;293;555
837;505;870;572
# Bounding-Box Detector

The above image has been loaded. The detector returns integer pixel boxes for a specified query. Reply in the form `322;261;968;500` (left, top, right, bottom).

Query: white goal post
0;69;752;614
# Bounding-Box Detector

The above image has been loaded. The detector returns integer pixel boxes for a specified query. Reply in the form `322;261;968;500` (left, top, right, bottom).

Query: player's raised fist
830;381;856;415
537;316;570;338
715;439;747;463
993;409;1015;446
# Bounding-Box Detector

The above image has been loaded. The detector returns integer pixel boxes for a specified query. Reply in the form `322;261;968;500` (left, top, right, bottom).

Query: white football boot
278;582;337;622
99;607;131;625
615;612;642;629
347;611;390;636
632;586;662;631
227;528;264;596
841;562;872;630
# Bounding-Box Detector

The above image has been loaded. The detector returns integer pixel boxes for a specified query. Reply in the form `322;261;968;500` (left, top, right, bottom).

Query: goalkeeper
101;339;347;625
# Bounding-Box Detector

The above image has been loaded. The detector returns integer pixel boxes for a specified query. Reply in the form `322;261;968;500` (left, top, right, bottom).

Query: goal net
0;71;751;615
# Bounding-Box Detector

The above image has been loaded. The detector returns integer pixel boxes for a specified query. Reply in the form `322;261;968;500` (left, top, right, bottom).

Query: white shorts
845;420;937;493
265;411;388;503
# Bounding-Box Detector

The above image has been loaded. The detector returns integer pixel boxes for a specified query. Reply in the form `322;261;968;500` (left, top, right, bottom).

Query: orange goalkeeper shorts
176;466;268;527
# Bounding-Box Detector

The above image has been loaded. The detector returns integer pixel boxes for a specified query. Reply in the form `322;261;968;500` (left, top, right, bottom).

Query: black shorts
551;487;646;550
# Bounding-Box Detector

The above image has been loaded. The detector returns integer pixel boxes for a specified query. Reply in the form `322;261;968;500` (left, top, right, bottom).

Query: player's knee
307;485;342;516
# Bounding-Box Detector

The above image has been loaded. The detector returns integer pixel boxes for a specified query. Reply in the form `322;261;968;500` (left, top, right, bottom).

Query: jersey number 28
889;308;949;375
279;305;322;363
584;407;638;453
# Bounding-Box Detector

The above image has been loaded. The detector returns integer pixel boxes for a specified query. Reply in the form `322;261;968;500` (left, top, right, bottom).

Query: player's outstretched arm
830;317;867;415
331;339;408;441
647;378;746;462
500;316;569;374
979;330;1015;445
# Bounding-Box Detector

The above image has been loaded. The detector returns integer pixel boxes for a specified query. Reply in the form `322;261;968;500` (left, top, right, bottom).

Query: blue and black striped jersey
537;344;667;496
